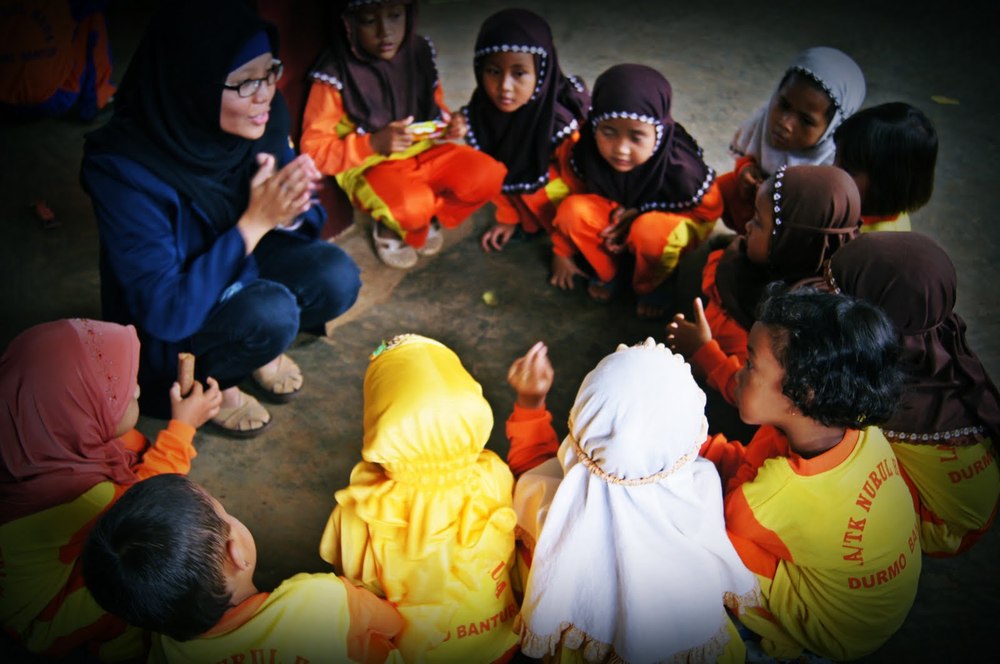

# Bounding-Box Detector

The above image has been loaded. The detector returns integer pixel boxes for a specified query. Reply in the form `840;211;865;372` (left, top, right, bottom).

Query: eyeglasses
222;60;284;98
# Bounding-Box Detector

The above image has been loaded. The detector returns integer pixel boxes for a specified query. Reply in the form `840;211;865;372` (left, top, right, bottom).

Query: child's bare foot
587;277;616;302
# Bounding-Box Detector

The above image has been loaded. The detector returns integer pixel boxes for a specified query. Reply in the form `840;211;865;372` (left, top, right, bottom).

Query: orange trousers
360;143;506;247
552;188;720;294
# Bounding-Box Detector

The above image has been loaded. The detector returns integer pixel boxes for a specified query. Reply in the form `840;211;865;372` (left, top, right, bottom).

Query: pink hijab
0;319;141;525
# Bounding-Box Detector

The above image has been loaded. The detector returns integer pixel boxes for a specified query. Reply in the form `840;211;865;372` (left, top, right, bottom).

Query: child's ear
226;537;252;571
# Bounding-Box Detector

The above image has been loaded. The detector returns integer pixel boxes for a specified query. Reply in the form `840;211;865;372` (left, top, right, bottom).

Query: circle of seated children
4;1;993;662
80;0;362;438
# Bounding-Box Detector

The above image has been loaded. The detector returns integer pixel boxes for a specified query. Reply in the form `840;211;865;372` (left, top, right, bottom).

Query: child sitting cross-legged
82;473;405;664
697;287;920;661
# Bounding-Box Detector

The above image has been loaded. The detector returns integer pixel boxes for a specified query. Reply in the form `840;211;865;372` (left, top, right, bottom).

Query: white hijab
515;339;758;664
730;46;866;175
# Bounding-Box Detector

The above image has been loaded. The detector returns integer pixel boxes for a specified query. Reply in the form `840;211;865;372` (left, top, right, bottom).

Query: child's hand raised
508;341;554;410
371;116;415;155
169;377;222;429
667;297;712;359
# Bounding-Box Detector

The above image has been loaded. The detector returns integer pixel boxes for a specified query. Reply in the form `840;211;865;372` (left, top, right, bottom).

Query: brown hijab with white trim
830;232;1000;441
716;164;860;329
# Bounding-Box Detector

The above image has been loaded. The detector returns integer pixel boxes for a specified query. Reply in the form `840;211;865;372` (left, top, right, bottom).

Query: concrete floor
2;0;999;661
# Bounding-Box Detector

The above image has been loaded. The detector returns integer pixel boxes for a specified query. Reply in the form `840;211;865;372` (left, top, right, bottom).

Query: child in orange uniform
504;339;758;663
300;0;506;268
718;47;865;234
319;334;519;663
827;232;1000;555
699;288;919;661
668;165;859;405
0;319;220;661
462;8;590;255
83;474;404;663
553;64;722;319
833;102;938;232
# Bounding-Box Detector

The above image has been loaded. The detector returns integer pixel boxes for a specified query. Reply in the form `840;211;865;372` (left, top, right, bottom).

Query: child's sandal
372;223;418;269
416;219;444;256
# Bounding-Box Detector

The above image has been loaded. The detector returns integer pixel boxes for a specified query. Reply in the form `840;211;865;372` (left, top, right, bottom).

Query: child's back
321;334;518;663
829;232;1000;554
508;339;757;663
834;102;938;232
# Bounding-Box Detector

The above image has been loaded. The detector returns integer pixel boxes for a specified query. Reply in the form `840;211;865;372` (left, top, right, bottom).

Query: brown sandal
252;353;303;402
210;389;271;439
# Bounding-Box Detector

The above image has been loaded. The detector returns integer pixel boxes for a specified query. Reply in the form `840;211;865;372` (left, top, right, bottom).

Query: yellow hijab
320;335;518;662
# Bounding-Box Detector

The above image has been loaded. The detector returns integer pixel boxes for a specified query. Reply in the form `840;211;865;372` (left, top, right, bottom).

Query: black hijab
83;0;289;233
571;63;713;212
309;0;439;133
463;8;590;193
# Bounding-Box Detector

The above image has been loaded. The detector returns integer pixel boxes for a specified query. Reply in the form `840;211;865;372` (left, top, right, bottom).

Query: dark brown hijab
463;8;590;193
716;165;860;329
830;232;1000;441
571;64;713;212
309;0;439;133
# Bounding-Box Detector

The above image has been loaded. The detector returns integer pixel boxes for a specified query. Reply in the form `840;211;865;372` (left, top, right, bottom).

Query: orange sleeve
433;81;449;116
492;194;520;225
300;83;375;175
505;404;560;477
700;432;750;483
554;136;584;194
132;420;197;479
702;249;750;361
690;180;724;221
690;339;741;406
341;577;405;664
724;493;786;579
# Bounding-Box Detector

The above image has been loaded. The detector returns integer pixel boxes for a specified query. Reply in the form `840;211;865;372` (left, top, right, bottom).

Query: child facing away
717;46;865;234
300;0;506;269
462;8;590;253
552;63;723;320
668;165;860;405
504;339;759;663
82;474;405;664
0;319;220;661
833;102;938;232
697;288;920;661
825;232;999;555
319;334;519;663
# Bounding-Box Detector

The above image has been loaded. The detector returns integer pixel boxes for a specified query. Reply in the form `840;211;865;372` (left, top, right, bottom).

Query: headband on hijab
517;338;758;663
571;63;714;211
0;319;141;525
829;232;1000;442
716;164;860;329
462;8;590;193
730;46;866;176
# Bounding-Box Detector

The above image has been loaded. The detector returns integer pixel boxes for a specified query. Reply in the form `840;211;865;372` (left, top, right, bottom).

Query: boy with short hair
82;474;403;663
